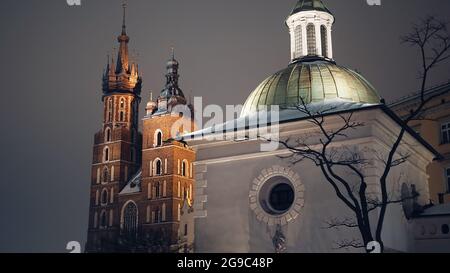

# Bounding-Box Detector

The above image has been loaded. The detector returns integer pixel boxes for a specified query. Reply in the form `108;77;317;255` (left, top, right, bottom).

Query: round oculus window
269;183;295;212
259;177;295;215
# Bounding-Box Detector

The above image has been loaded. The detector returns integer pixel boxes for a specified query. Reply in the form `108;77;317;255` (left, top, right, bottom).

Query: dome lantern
286;0;334;62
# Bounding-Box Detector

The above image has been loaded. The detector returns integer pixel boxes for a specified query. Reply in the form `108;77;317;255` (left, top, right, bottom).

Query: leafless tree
268;16;449;252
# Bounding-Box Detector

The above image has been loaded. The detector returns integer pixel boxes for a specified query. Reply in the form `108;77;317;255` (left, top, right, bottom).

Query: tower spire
121;1;127;35
116;2;130;74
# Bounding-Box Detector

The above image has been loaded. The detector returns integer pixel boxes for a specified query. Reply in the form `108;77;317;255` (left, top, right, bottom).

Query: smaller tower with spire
146;49;191;116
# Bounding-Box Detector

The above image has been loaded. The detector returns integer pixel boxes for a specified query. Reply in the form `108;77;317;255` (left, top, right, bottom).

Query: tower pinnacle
122;2;127;36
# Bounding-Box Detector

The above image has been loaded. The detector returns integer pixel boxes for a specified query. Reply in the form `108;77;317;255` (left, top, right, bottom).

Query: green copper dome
241;60;380;117
290;0;332;16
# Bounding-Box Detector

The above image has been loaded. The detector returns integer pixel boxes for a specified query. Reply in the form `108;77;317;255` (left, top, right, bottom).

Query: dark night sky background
0;0;449;252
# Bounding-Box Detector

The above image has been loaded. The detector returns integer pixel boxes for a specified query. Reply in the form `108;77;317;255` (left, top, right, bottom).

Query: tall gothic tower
86;4;142;252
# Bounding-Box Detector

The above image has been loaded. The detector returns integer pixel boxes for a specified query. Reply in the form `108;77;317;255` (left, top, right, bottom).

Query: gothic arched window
102;166;109;183
155;130;163;147
100;210;107;228
155;182;161;198
321;25;328;58
105;128;111;142
122;202;138;236
119;111;125;122
155;159;162;175
307;23;316;55
181;160;187;177
101;189;108;205
107;98;113;122
103;147;110;162
294;25;303;59
120;97;125;109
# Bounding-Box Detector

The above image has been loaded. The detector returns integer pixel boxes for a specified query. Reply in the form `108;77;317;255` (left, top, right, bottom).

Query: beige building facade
390;82;450;204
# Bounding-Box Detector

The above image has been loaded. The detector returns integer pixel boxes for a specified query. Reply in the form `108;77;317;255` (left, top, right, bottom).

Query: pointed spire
171;46;175;60
121;1;127;35
116;2;130;74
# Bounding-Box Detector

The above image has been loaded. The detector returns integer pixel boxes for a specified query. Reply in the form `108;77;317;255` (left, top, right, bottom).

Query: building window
184;224;188;236
105;128;111;142
320;25;328;57
155;182;161;198
120;97;125;109
442;122;450;144
102;166;109;183
446;168;450;193
103;147;110;162
307;23;316;55
119;111;125;122
155;130;163;147
294;25;302;59
100;210;107;228
107;98;113;122
122;201;138;236
101;189;108;205
154;207;161;223
155;159;162;175
181;160;187;177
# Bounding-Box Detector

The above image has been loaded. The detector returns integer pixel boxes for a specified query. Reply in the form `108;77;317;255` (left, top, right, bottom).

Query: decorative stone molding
249;165;305;226
194;164;208;218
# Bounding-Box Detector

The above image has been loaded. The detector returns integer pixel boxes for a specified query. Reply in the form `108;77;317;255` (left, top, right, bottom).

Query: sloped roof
119;170;142;195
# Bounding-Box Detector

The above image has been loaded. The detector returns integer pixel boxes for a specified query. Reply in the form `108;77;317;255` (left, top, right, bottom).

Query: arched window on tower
155;159;162;176
102;166;109;183
107;98;113;122
122;201;138;236
100;210;107;228
155;130;163;147
120;97;125;109
181;160;187;177
105;128;111;142
119;111;125;122
101;189;108;205
321;25;328;58
155;182;161;198
103;147;110;162
307;23;316;55
294;25;303;59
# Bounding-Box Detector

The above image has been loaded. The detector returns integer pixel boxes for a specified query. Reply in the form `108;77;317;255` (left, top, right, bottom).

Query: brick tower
116;50;196;252
86;3;142;252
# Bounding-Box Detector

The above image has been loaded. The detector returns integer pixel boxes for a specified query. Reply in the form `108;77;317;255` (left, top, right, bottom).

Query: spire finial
150;91;153;101
121;1;127;35
171;46;175;60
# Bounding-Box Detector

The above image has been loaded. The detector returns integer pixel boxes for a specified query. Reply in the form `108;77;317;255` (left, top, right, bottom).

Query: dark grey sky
0;0;449;252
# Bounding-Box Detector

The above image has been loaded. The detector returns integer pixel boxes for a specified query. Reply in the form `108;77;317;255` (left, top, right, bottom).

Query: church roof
240;60;380;118
290;0;332;16
182;98;380;139
180;100;440;159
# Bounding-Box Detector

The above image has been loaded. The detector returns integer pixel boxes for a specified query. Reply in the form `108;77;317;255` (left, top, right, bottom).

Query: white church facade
182;0;450;253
